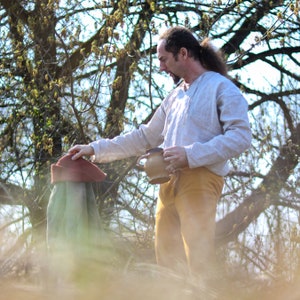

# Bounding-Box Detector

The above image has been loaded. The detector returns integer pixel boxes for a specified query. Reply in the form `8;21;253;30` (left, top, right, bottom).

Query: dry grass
1;236;300;300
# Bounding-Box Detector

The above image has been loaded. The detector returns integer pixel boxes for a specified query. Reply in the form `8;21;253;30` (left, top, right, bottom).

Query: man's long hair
159;26;228;77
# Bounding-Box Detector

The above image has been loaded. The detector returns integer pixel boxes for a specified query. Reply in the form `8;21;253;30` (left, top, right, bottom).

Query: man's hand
163;146;188;174
68;145;94;160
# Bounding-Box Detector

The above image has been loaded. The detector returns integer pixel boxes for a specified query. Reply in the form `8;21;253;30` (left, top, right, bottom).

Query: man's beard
169;72;181;84
173;74;181;84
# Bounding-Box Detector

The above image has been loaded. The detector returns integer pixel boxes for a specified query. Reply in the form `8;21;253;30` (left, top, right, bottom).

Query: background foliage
0;0;300;293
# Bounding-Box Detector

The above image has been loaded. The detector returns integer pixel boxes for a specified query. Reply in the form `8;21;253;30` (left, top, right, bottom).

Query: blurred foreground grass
1;235;300;300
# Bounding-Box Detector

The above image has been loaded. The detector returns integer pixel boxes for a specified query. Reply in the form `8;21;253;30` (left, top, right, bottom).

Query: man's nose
159;62;166;72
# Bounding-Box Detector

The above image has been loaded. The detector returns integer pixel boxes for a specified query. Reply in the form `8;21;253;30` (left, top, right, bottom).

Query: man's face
157;39;181;84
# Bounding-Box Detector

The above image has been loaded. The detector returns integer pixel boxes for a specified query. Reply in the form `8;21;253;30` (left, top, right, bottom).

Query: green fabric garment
47;181;102;252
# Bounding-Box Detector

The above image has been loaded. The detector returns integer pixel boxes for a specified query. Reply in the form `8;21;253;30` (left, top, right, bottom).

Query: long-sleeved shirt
90;71;252;176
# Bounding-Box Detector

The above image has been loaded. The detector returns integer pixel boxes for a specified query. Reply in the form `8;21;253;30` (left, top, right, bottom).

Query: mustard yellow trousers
155;167;224;275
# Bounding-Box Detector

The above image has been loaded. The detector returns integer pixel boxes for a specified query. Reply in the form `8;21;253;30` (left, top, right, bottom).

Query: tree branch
216;123;300;245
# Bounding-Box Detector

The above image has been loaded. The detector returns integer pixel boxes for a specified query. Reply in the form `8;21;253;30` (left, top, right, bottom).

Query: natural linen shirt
90;71;252;176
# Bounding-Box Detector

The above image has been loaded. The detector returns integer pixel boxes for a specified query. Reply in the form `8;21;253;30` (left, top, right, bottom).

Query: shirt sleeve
185;80;252;171
89;105;166;163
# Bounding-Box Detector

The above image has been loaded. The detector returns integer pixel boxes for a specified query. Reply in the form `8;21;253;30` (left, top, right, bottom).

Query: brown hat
51;154;106;184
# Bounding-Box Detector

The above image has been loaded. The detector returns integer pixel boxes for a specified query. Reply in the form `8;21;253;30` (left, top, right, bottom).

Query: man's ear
179;47;188;59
